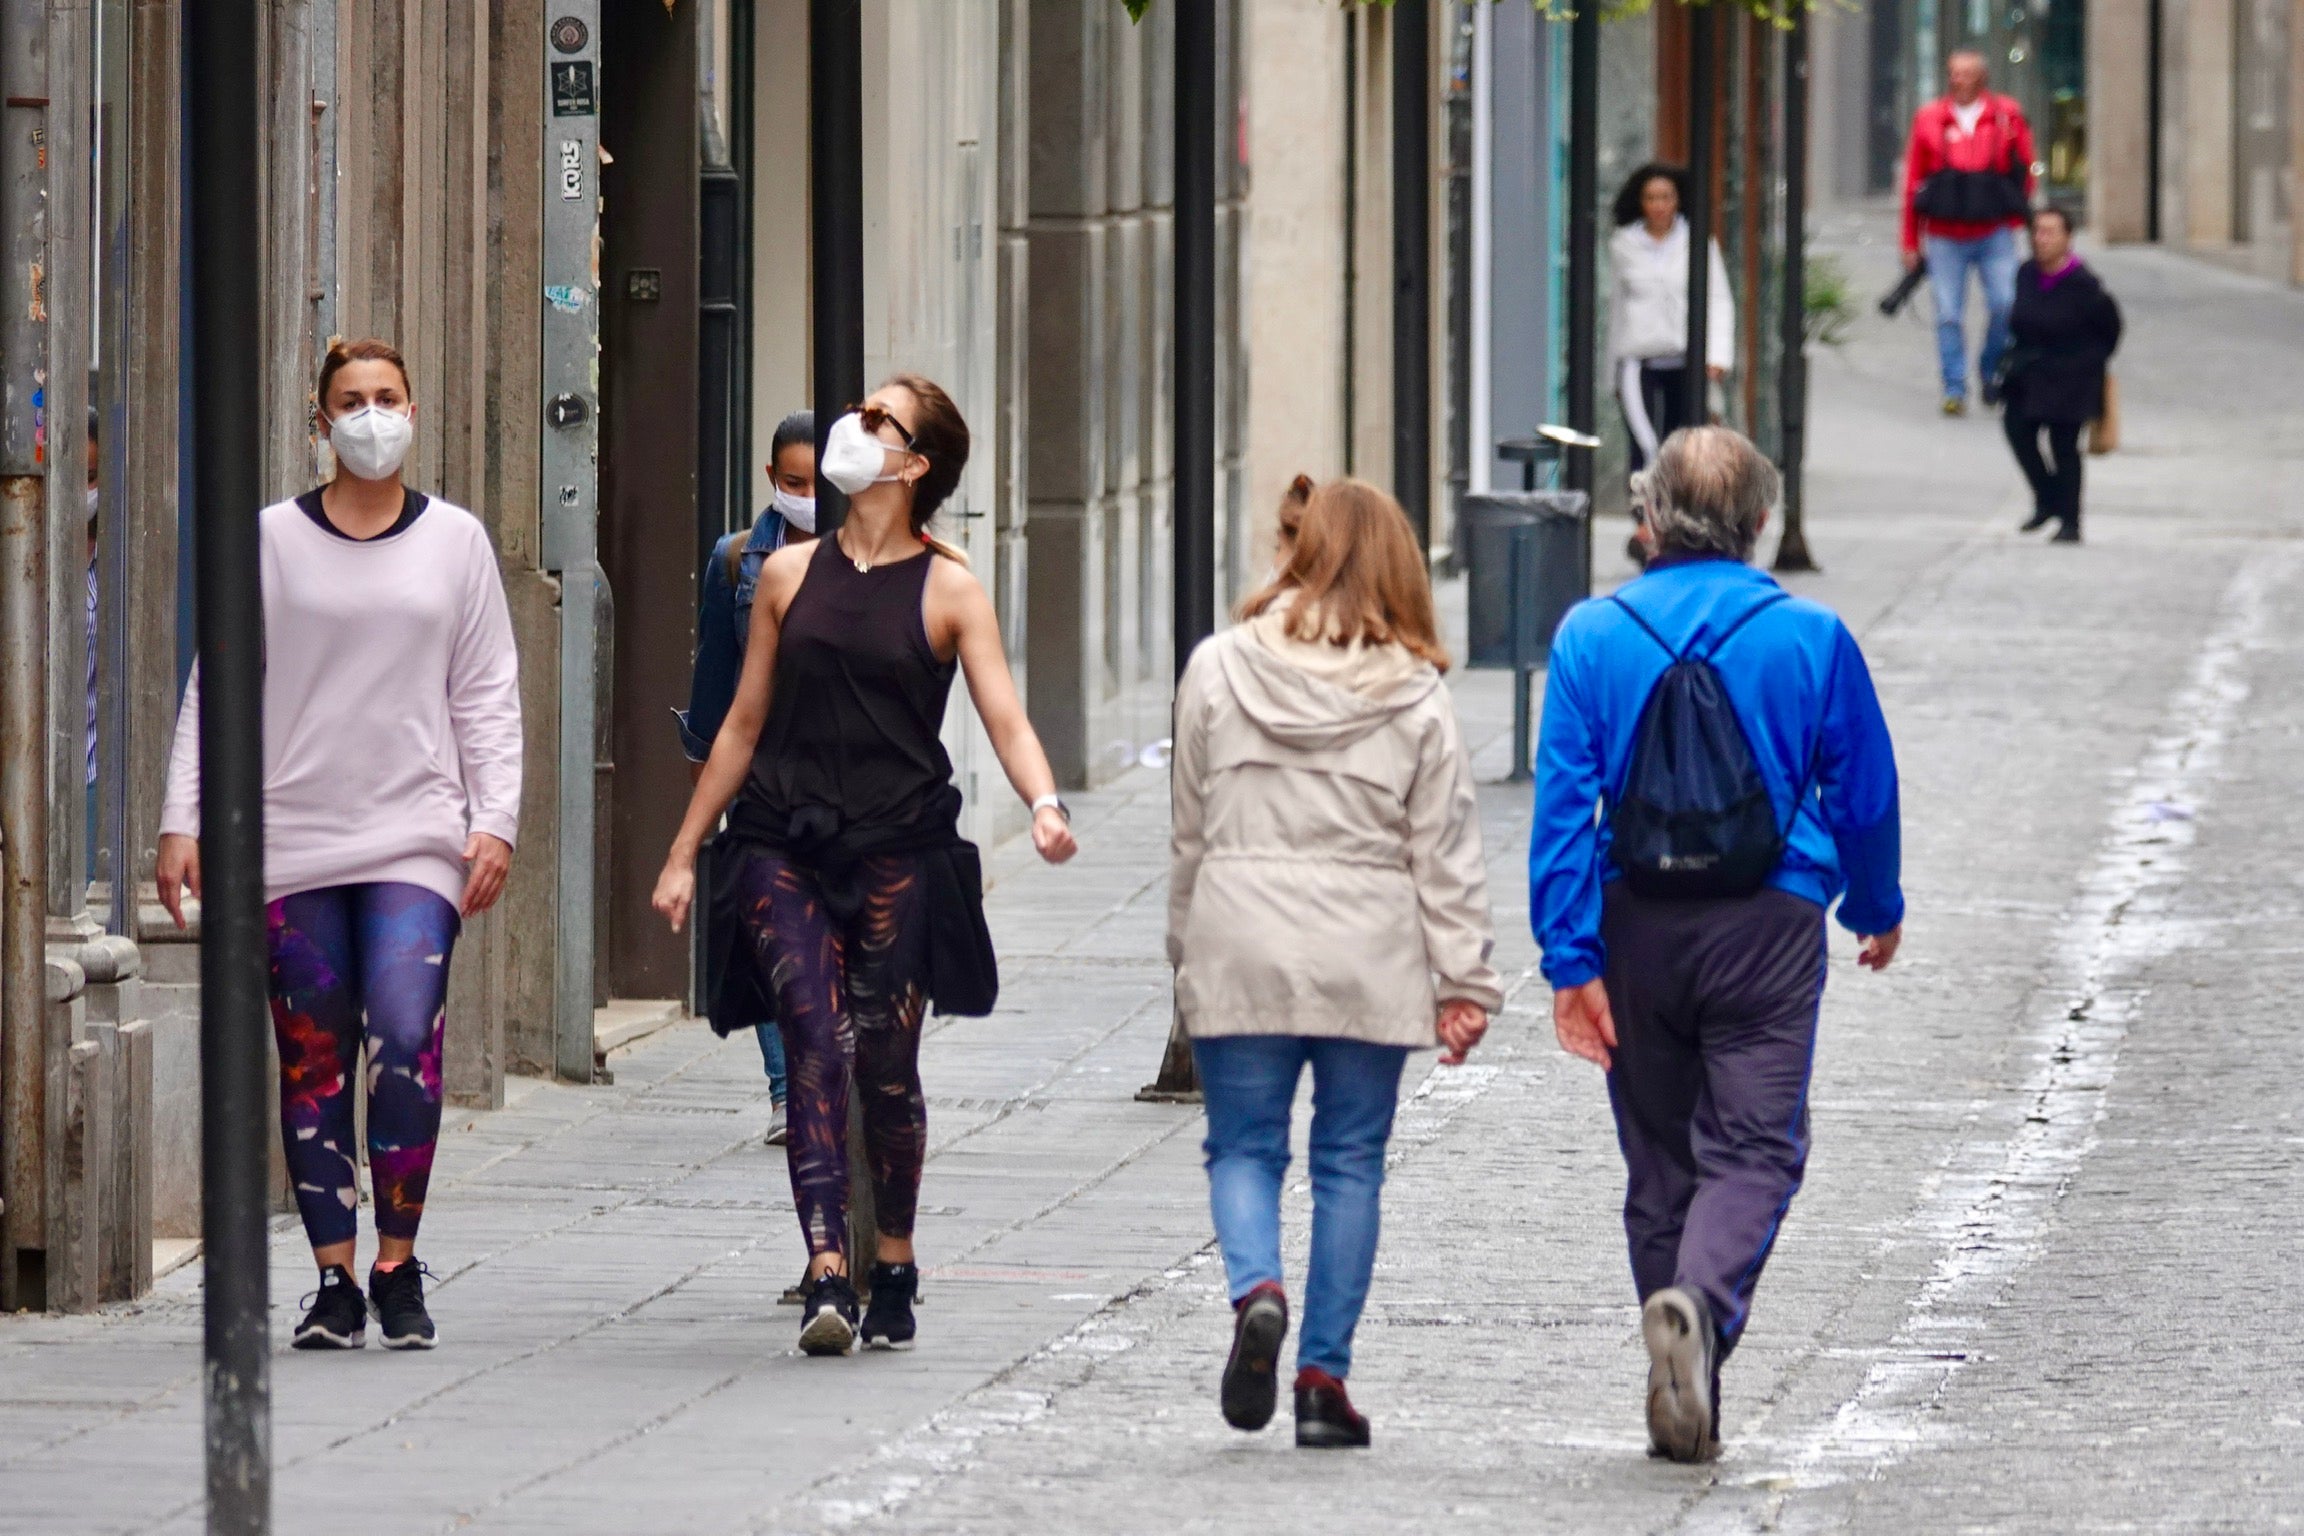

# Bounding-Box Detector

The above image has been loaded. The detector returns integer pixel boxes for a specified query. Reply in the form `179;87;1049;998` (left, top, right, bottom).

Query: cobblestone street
7;226;2304;1534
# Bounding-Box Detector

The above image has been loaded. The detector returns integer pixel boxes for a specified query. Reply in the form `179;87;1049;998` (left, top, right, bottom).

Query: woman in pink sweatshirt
156;337;523;1352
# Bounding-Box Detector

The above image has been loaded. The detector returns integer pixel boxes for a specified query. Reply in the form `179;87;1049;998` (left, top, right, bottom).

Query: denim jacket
676;512;789;761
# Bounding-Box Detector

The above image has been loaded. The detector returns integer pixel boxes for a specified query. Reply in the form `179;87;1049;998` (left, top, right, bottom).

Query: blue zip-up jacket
676;512;790;761
1530;556;1903;989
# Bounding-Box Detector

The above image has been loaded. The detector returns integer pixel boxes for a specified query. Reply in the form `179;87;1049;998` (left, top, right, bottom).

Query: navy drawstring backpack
1607;592;1801;899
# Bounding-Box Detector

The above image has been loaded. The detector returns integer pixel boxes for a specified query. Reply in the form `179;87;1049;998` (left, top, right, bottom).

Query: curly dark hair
1611;163;1690;229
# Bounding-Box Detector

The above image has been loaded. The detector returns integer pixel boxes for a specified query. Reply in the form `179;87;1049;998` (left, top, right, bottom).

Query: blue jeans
1194;1035;1410;1379
1924;225;2019;398
754;1021;788;1106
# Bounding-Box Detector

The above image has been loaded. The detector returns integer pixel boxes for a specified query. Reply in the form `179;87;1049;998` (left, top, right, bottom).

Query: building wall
1243;0;1350;559
2094;0;2304;286
1023;0;1207;790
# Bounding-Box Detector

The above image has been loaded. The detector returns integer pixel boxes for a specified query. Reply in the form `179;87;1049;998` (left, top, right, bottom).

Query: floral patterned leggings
266;882;460;1249
735;850;931;1259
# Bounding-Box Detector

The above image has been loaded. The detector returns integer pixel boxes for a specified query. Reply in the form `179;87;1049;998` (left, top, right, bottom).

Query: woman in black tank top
652;373;1076;1358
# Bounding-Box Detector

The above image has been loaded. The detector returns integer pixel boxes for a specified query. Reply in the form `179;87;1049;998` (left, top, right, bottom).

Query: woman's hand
652;854;697;934
1706;362;1728;381
1553;979;1618;1071
460;833;513;918
155;833;201;929
1031;805;1077;865
1436;998;1489;1066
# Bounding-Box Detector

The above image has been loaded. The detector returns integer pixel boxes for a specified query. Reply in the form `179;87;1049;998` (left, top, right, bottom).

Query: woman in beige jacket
1170;477;1503;1450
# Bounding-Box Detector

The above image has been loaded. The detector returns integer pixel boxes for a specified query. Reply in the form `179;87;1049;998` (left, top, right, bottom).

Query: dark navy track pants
1600;883;1827;1355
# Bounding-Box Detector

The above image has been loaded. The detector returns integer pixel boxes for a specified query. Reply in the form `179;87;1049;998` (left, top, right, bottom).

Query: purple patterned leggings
734;850;931;1259
266;882;460;1249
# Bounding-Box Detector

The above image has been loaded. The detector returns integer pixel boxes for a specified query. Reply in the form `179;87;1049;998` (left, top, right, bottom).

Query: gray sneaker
1642;1287;1719;1462
763;1102;788;1146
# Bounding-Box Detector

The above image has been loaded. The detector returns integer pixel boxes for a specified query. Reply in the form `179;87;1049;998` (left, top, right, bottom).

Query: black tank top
740;536;958;834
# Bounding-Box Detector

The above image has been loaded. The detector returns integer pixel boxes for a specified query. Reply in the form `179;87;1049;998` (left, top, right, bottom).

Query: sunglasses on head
850;402;918;450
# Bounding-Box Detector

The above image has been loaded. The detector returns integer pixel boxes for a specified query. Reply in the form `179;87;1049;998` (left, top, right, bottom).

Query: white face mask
328;404;415;482
820;411;906;496
772;486;818;534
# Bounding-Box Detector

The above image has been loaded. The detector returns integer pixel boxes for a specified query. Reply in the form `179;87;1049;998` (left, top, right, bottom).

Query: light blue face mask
772;486;818;534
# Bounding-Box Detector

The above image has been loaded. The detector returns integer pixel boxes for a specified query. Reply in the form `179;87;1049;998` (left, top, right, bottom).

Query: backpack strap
1609;596;1681;662
1695;590;1789;663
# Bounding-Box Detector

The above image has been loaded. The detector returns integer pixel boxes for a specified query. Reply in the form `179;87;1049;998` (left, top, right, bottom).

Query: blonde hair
1239;477;1449;671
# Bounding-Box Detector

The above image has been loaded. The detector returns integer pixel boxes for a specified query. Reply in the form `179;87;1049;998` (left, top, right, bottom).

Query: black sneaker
2020;506;2057;532
798;1271;859;1356
369;1261;439;1351
291;1265;368;1350
860;1262;920;1350
1642;1286;1719;1462
1220;1282;1288;1430
1293;1367;1370;1448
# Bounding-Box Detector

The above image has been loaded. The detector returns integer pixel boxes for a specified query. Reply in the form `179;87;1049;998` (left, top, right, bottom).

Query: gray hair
1633;425;1780;562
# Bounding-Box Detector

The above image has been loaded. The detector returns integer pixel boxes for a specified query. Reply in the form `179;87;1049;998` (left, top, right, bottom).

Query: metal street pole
810;0;865;536
1773;5;1818;573
1392;0;1431;553
1683;0;1716;425
186;0;271;1528
1564;0;1599;587
1173;0;1216;670
1144;0;1219;1104
807;0;881;1266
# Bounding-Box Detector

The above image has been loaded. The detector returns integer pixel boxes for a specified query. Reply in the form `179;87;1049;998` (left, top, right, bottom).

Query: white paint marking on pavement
1748;549;2294;1501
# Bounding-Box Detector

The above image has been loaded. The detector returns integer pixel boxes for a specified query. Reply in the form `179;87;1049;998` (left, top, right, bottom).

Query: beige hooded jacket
1168;612;1505;1047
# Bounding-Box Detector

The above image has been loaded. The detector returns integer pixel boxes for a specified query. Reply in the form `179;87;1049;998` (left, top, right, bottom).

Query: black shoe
368;1261;438;1351
1220;1282;1289;1431
2020;507;2057;532
2051;521;2082;543
1642;1287;1719;1462
860;1262;919;1350
1293;1367;1370;1448
291;1265;368;1350
1981;379;2004;409
798;1271;859;1356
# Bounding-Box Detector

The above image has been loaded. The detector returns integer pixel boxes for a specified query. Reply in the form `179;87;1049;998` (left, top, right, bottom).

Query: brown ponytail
882;371;973;564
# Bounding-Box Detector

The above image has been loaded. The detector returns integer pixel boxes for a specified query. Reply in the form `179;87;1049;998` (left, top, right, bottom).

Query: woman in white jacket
1170;478;1503;1450
1609;163;1735;472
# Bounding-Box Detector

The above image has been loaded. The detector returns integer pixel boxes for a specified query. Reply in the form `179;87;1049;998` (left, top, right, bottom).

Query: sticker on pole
559;140;584;201
552;61;596;117
550;15;589;52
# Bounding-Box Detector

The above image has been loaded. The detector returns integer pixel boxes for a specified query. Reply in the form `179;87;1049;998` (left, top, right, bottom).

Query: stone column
2184;0;2237;246
2089;0;2154;242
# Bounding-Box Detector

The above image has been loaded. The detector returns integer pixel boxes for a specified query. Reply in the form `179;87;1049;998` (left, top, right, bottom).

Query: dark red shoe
1220;1282;1288;1430
1293;1366;1370;1448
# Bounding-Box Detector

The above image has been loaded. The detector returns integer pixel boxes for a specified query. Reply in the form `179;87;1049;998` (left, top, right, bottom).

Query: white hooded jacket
1167;614;1504;1046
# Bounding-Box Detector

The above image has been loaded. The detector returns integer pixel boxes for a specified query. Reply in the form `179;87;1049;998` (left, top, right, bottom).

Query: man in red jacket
1900;52;2037;416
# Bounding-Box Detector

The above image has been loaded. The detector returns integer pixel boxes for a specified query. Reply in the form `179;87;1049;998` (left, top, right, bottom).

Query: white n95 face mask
328;404;415;482
819;411;904;496
772;486;818;534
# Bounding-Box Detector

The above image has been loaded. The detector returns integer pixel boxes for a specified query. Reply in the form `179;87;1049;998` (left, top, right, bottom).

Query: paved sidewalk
8;215;2304;1535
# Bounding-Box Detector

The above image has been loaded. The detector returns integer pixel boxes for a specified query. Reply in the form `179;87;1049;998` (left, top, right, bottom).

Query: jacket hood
1215;619;1441;752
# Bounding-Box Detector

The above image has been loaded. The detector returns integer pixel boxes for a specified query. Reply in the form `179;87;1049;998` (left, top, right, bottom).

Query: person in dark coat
2001;206;2122;543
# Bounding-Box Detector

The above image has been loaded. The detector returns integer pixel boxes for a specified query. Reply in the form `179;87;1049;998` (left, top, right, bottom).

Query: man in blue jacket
1530;426;1904;1462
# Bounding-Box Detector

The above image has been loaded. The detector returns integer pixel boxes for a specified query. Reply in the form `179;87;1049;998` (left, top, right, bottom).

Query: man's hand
460;833;513;918
155;833;201;929
1901;248;1922;272
1858;925;1903;971
1435;999;1489;1066
1553;979;1618;1072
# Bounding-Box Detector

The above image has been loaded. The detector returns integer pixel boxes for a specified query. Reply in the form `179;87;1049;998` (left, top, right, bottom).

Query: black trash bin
1459;491;1590;779
1463;491;1589;670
